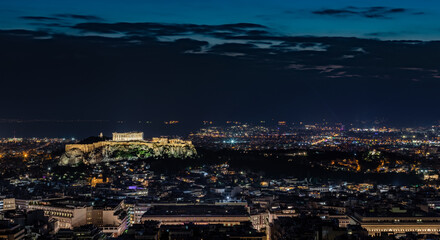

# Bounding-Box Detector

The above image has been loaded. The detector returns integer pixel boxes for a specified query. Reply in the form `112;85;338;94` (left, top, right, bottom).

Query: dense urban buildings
1;125;440;239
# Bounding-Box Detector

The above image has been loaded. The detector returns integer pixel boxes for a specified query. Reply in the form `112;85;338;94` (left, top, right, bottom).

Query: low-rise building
0;220;25;240
350;207;440;236
141;204;249;226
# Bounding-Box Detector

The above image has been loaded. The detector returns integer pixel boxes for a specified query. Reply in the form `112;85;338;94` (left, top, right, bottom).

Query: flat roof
352;208;440;222
142;204;249;217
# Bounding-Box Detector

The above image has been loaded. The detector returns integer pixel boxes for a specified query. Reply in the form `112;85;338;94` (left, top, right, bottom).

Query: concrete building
134;203;151;224
0;198;32;212
55;224;105;240
2;199;16;211
87;202;128;238
350;207;440;236
28;200;88;231
0;220;25;240
27;199;128;237
141;204;249;226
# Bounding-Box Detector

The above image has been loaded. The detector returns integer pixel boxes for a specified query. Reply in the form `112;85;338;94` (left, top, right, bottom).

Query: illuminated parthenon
112;132;144;141
65;132;193;153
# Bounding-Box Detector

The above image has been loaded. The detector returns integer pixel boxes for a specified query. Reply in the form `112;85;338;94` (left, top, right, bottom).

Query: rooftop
143;204;249;217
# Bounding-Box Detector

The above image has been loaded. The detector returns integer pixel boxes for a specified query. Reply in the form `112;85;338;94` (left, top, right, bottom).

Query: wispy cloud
20;16;60;21
53;14;104;21
312;6;421;19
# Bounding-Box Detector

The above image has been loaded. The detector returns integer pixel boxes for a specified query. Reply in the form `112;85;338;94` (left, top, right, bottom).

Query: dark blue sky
1;0;439;40
1;0;440;128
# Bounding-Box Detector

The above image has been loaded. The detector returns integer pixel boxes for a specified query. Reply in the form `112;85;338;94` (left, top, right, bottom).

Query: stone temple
112;132;144;141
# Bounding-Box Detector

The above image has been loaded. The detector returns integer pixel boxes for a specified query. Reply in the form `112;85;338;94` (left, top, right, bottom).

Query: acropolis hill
59;132;197;166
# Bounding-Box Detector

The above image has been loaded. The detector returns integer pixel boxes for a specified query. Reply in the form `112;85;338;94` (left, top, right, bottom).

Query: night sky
1;0;440;127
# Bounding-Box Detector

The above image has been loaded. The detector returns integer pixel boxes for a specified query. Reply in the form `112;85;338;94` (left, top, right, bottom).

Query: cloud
0;29;50;37
209;43;259;56
20;16;60;21
53;14;104;21
274;42;328;52
72;22;266;37
3;19;440;125
20;14;104;25
312;6;420;19
366;31;415;38
287;64;345;73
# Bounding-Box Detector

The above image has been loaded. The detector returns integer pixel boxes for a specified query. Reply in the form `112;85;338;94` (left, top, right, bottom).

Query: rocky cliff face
59;149;85;166
59;143;197;166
